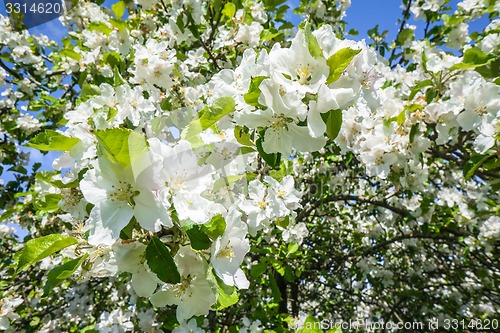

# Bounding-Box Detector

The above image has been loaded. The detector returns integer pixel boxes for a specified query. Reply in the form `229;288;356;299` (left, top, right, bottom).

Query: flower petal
87;202;133;246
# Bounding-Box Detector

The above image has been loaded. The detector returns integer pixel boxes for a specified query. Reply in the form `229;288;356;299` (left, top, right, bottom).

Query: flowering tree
1;0;499;331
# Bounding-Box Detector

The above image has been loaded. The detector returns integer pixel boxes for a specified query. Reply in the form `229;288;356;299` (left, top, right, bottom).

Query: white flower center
296;63;314;84
153;68;162;78
168;173;187;191
270;114;289;130
220;147;232;159
474;106;487;116
217;241;235;261
110;181;137;206
277;189;286;198
177;276;193;298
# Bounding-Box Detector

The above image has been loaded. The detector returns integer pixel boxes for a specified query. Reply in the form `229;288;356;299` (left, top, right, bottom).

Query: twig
390;0;413;68
200;38;220;70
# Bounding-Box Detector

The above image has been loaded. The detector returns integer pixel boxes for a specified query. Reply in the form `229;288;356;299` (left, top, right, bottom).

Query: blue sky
2;0;408;41
0;0;412;187
0;0;491;238
1;1;489;47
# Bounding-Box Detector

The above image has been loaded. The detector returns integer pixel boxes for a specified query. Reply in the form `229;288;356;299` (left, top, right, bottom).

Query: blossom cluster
0;0;499;331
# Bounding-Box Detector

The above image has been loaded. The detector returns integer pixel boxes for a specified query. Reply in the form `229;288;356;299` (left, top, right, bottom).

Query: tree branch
389;0;413;68
298;194;412;222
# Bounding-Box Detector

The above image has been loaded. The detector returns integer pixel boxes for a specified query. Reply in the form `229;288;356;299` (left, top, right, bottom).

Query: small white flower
211;210;250;289
114;242;160;298
150;247;217;322
172;319;205;333
16;113;42;134
81;154;171;246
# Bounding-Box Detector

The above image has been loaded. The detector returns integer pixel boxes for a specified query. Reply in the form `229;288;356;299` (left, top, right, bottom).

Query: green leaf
185;12;200;39
283;265;295;282
324;109;342;140
35;170;80;189
29;317;41;327
234;126;254;146
119;218;136;240
256;136;281;169
216;278;239;310
275;4;289;20
60;49;82;61
107;108;118;122
279;22;294;31
94;129;148;169
260;29;282;41
114;70;126;89
262;0;287;9
244;76;268;107
269;273;282;302
26;130;80;151
33;193;62;213
287;242;299;256
475;57;500;79
250;262;267;279
272;261;285;276
112;1;126;18
367;24;380;39
463;154;490;180
326;48;361;84
263;0;287;9
8;165;27;174
202;97;236;128
396;28;414;45
0;208;16;223
450;47;495;70
203;215;226;240
443;14;465;27
88;22;112;35
145;236;181;284
222;2;236;18
176;14;185;33
160;98;172;111
103;52;121;68
238;147;256;155
425;88;438;104
213;174;245;192
186;226;212;250
409;123;419;144
16;234;78;273
307;34;323;59
110;18;127;30
462;47;490;65
408;79;433;101
182;97;236;141
211;0;223;13
44;254;88;295
276;215;290;229
483;156;500;171
303;21;323;59
81;84;101;99
405;103;423;113
396;109;406;125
